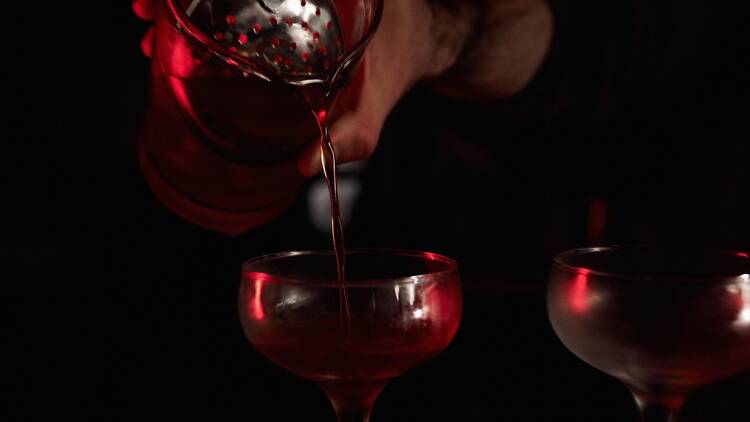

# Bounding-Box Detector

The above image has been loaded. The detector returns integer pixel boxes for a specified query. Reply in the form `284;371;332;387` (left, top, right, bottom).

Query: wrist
421;0;553;101
421;1;479;80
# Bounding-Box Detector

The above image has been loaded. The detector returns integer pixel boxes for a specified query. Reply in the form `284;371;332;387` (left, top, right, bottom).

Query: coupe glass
547;245;750;421
238;249;463;421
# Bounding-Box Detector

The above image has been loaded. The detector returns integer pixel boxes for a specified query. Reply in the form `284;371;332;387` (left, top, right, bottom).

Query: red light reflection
169;38;196;78
245;272;269;320
423;252;440;261
168;40;196;113
571;269;590;314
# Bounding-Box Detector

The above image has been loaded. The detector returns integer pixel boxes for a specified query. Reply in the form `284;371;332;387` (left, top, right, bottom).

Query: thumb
297;113;382;177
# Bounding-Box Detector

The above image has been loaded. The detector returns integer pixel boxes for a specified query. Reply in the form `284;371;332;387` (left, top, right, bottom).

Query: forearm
422;0;553;101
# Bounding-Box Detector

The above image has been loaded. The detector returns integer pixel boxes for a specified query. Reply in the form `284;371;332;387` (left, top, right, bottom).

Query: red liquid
139;13;319;234
315;106;352;328
290;83;348;286
247;316;459;407
250;322;458;381
240;260;463;402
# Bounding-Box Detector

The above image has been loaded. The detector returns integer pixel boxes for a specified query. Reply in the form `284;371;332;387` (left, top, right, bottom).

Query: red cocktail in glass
239;250;462;421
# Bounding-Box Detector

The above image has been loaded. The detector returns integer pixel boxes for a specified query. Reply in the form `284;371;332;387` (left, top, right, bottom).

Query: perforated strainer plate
185;0;344;79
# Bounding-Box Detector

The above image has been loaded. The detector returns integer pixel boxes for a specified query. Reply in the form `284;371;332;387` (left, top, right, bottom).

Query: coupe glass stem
334;404;373;422
320;380;386;422
632;391;684;422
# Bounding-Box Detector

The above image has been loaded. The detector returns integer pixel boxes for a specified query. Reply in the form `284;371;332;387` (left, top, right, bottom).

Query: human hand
296;0;552;176
131;0;551;177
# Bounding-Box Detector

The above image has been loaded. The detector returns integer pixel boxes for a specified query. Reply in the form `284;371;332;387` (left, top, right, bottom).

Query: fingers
140;27;155;58
297;113;381;177
132;0;156;21
328;114;380;167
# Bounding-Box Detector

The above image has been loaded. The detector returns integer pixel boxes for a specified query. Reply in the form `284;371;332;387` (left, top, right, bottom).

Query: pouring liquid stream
302;85;351;334
183;0;354;332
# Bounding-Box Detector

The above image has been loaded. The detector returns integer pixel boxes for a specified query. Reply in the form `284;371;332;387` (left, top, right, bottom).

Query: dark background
6;0;750;420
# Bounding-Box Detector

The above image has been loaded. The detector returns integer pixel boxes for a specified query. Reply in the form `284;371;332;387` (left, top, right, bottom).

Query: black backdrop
6;1;749;420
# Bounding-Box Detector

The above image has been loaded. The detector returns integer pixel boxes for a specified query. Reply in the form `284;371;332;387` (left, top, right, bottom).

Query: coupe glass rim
553;244;750;282
242;248;459;287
